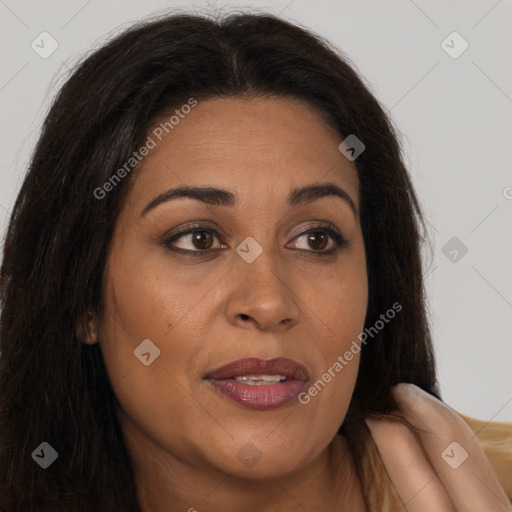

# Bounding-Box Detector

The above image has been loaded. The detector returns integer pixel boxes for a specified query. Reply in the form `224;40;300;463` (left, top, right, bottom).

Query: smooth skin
85;96;369;511
367;384;512;512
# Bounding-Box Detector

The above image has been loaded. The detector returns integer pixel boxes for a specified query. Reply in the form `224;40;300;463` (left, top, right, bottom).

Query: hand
365;383;512;512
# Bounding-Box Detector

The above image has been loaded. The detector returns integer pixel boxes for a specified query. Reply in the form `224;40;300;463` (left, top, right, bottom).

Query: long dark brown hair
0;11;437;511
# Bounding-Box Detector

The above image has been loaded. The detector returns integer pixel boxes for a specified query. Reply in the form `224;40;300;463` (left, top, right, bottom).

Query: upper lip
205;357;309;381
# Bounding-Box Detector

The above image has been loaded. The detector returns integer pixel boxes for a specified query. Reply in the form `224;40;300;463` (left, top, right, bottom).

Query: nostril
240;314;250;321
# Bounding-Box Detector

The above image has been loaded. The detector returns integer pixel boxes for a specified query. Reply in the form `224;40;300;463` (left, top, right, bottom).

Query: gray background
1;0;511;421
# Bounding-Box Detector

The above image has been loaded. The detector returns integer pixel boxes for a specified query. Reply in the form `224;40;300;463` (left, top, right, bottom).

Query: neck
123;423;367;512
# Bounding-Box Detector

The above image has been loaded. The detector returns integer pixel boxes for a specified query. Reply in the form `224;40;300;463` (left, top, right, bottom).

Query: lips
205;357;309;381
204;357;309;410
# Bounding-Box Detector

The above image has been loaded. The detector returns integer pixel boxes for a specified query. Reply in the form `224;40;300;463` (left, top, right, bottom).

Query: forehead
130;96;359;211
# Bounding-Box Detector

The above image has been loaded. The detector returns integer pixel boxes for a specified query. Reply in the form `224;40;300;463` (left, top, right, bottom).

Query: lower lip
206;378;307;410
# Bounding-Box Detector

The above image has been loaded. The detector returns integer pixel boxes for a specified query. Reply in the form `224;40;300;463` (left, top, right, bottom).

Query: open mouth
230;374;288;385
204;357;309;410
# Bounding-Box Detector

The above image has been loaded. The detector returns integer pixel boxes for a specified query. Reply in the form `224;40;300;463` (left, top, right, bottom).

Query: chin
206;436;316;480
231;454;306;480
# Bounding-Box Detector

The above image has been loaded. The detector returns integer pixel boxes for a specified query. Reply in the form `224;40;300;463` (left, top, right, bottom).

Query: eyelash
162;223;348;258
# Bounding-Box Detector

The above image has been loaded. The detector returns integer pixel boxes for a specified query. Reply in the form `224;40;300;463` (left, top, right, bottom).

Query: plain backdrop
0;0;511;421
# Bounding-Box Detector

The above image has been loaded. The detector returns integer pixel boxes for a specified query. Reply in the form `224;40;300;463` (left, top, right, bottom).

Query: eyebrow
140;182;358;218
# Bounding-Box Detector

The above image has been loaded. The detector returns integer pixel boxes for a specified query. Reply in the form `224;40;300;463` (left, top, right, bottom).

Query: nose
225;242;301;332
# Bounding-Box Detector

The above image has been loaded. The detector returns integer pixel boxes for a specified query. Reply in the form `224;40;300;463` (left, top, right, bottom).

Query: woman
0;11;510;512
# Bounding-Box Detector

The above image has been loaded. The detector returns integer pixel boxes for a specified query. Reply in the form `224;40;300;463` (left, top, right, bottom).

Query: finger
391;383;512;512
366;416;457;512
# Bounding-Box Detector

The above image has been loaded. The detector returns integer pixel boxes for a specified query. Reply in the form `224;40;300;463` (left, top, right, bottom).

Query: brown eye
191;230;214;250
306;231;329;251
290;225;347;254
162;226;223;254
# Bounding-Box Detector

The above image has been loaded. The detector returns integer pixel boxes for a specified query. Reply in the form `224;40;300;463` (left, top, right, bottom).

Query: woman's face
94;96;368;479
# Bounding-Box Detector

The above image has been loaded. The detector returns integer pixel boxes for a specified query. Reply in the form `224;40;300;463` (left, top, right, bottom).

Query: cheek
297;245;367;413
97;263;205;453
95;250;196;419
99;244;202;351
309;242;368;344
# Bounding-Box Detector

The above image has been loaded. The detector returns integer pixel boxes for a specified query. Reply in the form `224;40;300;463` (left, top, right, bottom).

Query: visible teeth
233;374;286;385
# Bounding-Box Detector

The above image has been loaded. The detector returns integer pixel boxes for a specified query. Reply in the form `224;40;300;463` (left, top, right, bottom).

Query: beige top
360;384;512;511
